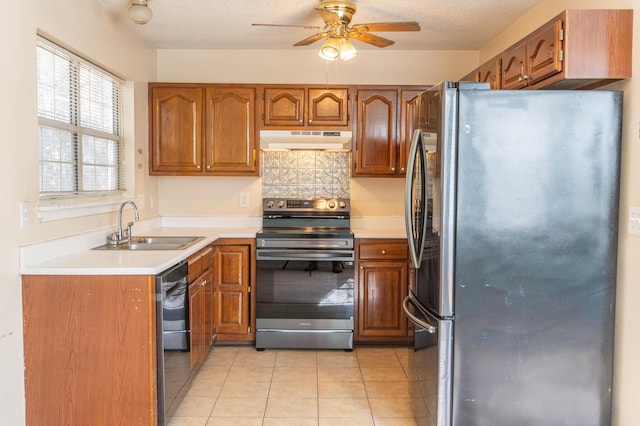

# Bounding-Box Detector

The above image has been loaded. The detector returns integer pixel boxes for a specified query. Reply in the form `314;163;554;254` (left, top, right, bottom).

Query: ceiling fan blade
351;22;421;32
252;23;323;30
349;32;395;48
293;32;328;46
315;8;342;25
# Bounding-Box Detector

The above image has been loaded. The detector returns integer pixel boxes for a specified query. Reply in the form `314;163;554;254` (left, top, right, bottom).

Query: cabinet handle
308;119;313;124
196;164;201;169
201;279;207;286
206;165;211;170
299;119;304;124
400;167;405;172
391;167;395;172
381;250;387;255
360;266;364;270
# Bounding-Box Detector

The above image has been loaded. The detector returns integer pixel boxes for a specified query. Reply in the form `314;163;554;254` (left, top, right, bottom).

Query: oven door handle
264;215;348;219
256;249;354;261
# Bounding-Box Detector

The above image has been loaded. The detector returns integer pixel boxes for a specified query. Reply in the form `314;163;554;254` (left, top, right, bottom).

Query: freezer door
403;296;453;426
453;90;621;426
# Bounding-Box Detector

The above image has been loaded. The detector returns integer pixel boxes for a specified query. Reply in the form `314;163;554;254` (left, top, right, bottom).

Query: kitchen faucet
109;200;140;245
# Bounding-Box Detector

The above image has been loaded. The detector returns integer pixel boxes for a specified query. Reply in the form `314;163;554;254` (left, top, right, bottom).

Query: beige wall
3;0;638;424
1;1;157;424
480;1;639;425
156;49;479;218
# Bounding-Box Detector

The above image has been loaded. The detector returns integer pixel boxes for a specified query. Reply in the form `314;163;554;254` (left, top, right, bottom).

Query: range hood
259;130;352;151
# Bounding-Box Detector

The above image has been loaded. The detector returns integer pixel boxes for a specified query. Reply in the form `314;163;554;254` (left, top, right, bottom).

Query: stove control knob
339;201;347;209
327;200;337;209
277;200;285;208
266;200;274;209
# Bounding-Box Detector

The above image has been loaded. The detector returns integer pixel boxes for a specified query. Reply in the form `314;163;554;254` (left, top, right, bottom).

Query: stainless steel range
255;197;355;350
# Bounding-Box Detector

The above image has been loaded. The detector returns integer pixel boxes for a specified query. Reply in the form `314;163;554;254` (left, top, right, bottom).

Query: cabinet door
460;68;480;82
399;89;424;175
527;19;563;85
201;268;214;351
478;58;502;89
204;87;257;175
150;87;203;173
357;260;408;337
214;245;250;336
355;89;398;176
263;87;305;126
189;279;205;370
308;88;349;127
501;43;528;90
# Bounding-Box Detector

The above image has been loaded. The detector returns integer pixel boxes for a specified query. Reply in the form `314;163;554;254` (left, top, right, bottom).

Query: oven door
403;295;452;426
255;248;355;350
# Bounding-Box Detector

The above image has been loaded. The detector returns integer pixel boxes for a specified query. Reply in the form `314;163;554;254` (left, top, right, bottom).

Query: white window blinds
37;36;124;197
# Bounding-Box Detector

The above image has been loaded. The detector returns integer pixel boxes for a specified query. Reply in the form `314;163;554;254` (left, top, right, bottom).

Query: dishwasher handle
402;296;436;334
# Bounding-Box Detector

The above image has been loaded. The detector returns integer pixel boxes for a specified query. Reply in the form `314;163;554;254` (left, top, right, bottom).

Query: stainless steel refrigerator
403;81;622;426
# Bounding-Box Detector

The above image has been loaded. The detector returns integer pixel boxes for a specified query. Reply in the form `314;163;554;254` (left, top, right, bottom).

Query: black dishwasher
155;262;191;426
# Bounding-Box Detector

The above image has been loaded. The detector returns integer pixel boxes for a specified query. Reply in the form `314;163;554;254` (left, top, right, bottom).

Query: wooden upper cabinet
150;86;203;173
478;57;502;89
263;87;304;126
527;19;563;85
261;86;349;128
553;9;632;88
501;41;528;90
149;84;258;176
308;88;349;127
354;89;397;176
204;87;257;175
399;89;424;175
468;9;632;91
501;19;562;89
460;57;501;89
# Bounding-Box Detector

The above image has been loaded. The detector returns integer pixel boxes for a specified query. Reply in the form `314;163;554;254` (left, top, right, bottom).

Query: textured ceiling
100;0;542;50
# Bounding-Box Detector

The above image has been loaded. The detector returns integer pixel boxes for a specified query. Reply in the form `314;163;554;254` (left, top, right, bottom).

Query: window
37;36;124;198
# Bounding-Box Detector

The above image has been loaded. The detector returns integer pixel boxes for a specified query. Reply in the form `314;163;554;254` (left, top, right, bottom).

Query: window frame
36;35;125;200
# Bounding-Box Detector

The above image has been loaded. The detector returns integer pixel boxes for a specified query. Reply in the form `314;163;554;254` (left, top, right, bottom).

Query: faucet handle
107;232;119;245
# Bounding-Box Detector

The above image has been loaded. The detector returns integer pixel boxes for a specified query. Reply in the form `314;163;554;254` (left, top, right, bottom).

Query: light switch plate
20;202;30;228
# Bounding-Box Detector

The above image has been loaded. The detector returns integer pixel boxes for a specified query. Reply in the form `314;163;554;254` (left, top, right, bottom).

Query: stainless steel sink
93;236;205;251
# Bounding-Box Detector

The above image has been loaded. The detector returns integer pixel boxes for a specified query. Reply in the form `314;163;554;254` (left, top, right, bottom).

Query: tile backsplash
262;151;351;199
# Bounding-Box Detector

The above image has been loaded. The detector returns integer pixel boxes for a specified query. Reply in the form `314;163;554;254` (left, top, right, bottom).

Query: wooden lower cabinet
214;238;255;342
22;274;157;425
187;245;215;370
355;239;412;344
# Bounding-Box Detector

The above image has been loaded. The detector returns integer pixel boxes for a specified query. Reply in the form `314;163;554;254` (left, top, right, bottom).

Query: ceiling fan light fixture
128;0;153;25
339;37;357;60
319;37;341;60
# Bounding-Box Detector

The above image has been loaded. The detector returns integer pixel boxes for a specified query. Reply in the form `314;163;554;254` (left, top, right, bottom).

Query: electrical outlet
630;206;640;235
239;192;249;208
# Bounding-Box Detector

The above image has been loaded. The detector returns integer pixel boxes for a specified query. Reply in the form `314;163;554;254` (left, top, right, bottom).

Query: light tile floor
168;346;427;425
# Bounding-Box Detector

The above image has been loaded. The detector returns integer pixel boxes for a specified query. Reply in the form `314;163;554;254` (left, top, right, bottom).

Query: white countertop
20;215;407;276
351;216;407;239
20;217;261;276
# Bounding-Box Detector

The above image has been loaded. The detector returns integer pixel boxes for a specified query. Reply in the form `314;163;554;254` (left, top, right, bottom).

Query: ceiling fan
252;0;421;60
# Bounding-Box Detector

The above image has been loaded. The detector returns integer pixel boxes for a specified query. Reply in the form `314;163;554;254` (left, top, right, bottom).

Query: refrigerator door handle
405;129;427;269
402;296;436;334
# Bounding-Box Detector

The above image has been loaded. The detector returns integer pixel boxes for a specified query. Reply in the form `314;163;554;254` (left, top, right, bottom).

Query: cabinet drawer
358;242;408;260
188;246;213;282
